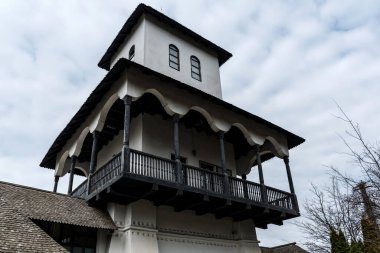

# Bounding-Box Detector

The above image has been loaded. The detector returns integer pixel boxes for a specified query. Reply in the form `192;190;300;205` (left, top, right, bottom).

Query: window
129;45;135;60
190;56;201;81
169;44;180;70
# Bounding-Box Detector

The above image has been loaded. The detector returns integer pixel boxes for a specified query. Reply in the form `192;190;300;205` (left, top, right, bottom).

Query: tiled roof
0;194;68;252
0;181;116;230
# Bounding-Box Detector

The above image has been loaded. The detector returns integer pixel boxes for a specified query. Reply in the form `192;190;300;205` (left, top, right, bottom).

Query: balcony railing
130;149;176;183
89;153;122;194
73;149;297;213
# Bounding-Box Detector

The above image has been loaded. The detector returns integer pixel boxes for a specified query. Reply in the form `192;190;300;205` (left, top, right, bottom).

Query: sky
1;0;380;248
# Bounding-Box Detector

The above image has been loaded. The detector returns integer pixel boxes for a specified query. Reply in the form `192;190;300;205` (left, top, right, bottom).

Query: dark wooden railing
75;148;297;212
267;185;294;209
183;164;224;194
71;180;88;198
129;149;176;182
89;153;122;194
229;177;262;202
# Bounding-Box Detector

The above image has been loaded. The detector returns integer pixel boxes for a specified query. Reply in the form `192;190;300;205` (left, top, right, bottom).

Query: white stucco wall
108;15;223;99
96;114;143;170
141;113;236;175
97;131;123;170
105;200;262;253
144;16;223;98
110;17;146;68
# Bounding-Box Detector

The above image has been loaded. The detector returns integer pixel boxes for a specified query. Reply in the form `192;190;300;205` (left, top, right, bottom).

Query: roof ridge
271;242;297;249
0;180;69;197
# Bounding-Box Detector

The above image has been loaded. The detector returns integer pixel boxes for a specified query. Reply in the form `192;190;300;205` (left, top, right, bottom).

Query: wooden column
255;145;268;205
87;130;99;195
173;114;182;184
218;131;230;196
67;156;77;194
283;156;295;194
242;174;248;199
53;175;59;193
122;96;132;175
284;156;299;212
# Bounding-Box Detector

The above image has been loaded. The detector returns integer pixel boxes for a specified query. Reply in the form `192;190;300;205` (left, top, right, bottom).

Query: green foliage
330;229;350;253
349;241;364;253
330;229;339;253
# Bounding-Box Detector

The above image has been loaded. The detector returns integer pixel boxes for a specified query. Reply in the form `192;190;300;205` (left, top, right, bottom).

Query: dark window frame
190;56;201;81
169;44;180;71
129;45;135;60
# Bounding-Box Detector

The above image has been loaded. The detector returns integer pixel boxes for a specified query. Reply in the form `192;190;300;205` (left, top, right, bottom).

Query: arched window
190;56;201;81
129;45;135;60
169;44;179;70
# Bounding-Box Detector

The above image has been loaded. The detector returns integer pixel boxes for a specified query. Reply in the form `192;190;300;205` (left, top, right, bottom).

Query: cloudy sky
1;0;380;248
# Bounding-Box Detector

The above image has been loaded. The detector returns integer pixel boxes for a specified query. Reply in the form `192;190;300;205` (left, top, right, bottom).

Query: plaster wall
141;113;236;174
110;17;146;68
144;16;223;98
96;114;143;170
106;200;262;253
108;15;223;98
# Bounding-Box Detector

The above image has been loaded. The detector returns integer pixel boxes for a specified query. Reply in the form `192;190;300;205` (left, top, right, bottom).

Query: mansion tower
38;4;305;253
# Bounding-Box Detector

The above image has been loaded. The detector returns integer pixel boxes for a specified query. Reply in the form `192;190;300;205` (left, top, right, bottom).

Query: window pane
169;55;178;62
191;72;201;81
190;56;201;81
169;45;180;71
169;61;179;70
73;247;82;253
169;49;178;56
129;45;135;60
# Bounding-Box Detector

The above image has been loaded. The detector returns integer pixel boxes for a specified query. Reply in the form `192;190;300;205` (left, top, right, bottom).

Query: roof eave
41;59;305;169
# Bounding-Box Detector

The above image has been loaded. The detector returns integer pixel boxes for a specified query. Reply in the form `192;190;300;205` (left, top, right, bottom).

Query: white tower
41;4;305;253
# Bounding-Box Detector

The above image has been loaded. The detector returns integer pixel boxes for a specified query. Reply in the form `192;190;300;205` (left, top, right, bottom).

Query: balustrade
72;148;297;213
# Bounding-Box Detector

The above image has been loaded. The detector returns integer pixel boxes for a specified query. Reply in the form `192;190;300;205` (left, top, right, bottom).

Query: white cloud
1;0;379;248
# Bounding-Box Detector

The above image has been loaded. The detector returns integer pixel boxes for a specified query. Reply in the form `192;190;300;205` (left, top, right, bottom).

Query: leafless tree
298;106;380;252
333;105;380;219
299;177;362;253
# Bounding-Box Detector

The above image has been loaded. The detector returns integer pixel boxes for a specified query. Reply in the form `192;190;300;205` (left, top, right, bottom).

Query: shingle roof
98;3;232;70
0;193;68;252
0;181;116;230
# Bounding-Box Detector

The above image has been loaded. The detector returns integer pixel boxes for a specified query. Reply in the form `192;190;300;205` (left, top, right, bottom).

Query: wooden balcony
71;149;299;228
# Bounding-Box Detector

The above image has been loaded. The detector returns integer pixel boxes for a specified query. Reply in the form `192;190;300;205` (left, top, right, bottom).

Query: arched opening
131;93;169;120
225;126;252;160
181;110;214;136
